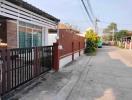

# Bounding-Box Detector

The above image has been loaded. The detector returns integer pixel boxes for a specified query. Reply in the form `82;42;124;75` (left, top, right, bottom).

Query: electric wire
80;0;94;25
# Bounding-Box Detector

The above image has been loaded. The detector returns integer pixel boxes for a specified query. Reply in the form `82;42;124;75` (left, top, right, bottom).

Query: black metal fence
0;46;53;96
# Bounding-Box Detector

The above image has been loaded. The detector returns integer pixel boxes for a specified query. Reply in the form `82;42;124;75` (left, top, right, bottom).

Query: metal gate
0;46;53;96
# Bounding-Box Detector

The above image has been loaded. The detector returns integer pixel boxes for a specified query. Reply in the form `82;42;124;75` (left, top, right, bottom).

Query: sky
24;0;132;33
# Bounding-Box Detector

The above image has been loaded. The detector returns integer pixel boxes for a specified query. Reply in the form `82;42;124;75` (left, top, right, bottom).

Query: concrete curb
54;56;91;100
54;75;78;100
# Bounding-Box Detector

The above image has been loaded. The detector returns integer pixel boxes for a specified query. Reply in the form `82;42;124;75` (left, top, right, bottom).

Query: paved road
16;46;132;100
59;46;132;100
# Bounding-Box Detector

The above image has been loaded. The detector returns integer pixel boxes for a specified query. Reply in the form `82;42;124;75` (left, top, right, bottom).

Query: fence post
79;42;80;56
72;42;74;61
53;43;59;72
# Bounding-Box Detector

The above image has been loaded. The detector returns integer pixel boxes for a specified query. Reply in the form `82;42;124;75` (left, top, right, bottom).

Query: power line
86;0;95;18
82;0;99;33
80;0;94;25
78;0;90;23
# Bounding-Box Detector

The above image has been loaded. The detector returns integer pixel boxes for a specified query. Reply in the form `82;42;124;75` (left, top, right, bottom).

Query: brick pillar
53;42;59;71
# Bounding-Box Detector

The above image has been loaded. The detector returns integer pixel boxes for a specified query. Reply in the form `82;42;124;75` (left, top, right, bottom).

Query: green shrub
85;40;96;53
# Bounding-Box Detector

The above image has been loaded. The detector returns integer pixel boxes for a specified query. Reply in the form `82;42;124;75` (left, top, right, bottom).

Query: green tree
85;28;98;53
103;22;117;34
114;30;128;41
85;28;98;43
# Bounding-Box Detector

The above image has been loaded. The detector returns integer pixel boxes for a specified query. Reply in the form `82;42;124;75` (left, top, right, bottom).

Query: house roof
58;23;80;33
6;0;60;23
128;31;132;36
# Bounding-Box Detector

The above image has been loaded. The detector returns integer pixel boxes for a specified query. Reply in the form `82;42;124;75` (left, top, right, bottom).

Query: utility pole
94;18;100;34
112;28;115;41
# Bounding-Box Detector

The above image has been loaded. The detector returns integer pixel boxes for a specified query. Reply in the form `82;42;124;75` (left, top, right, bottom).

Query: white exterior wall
59;50;84;68
0;0;58;47
74;52;79;60
81;50;84;55
48;34;57;45
45;28;49;46
0;0;57;29
59;55;72;69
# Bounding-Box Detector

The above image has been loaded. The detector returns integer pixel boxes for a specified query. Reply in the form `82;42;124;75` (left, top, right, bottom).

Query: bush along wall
85;40;96;53
84;28;98;54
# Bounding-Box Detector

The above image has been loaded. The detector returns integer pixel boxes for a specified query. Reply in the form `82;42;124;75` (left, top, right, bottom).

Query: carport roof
6;0;60;23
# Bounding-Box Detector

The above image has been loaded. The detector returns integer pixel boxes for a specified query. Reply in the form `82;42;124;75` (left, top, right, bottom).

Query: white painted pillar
42;27;45;46
45;27;49;46
125;42;127;49
130;36;132;50
129;42;132;50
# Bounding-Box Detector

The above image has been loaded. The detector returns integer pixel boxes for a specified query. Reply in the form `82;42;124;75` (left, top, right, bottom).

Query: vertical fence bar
19;49;22;84
24;49;26;81
34;47;37;77
14;50;17;87
0;46;53;96
11;50;13;89
17;49;20;85
0;50;2;95
1;49;7;94
31;48;33;78
37;47;40;75
6;49;11;91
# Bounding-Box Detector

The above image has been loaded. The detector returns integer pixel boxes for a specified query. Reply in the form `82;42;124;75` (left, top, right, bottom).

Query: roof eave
6;0;60;23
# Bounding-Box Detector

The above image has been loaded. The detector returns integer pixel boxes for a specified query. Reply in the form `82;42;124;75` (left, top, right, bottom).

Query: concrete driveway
11;46;132;100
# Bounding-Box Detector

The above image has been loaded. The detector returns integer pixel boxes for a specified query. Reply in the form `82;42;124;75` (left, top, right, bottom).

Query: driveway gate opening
0;46;53;96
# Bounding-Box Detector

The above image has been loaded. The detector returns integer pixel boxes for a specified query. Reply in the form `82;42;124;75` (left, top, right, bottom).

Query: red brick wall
59;29;85;57
0;19;7;43
7;20;17;48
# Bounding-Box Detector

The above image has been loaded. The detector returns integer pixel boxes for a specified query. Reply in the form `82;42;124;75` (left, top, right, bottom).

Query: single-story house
0;0;60;48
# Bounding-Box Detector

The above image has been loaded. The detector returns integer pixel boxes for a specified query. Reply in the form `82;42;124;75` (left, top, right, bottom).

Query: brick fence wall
58;29;85;57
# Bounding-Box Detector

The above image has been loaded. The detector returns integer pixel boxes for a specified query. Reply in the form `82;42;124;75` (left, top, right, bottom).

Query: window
19;26;26;48
19;21;43;48
33;30;42;47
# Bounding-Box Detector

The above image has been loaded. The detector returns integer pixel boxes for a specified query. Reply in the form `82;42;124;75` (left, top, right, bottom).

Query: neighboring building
0;0;60;48
49;23;85;68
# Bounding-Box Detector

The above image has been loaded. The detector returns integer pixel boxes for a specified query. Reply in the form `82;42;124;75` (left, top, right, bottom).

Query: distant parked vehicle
102;41;110;46
98;38;103;48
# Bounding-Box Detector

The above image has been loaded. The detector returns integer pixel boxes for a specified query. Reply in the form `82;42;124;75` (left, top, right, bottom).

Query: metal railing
0;46;53;96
